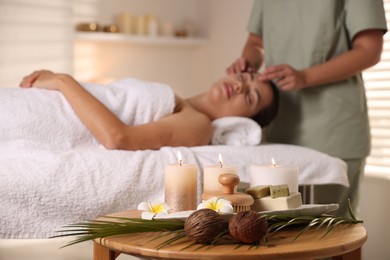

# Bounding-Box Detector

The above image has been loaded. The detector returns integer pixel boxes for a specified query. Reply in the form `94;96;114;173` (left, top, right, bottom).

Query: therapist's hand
258;64;306;91
226;57;256;75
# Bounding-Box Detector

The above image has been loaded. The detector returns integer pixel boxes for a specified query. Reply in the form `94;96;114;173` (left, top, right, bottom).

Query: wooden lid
202;173;254;206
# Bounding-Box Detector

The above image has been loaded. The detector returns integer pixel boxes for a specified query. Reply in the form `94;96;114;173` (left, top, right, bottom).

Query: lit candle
250;158;299;192
203;153;237;193
164;150;198;212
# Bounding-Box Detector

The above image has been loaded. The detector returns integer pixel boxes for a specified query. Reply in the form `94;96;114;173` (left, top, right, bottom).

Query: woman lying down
6;70;278;151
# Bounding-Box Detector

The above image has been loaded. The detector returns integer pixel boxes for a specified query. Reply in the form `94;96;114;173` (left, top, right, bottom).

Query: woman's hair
252;81;279;128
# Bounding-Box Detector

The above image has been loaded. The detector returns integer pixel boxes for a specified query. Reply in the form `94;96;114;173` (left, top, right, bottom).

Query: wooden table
93;210;367;260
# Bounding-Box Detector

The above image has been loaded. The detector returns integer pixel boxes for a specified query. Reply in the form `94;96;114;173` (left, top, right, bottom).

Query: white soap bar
251;192;302;212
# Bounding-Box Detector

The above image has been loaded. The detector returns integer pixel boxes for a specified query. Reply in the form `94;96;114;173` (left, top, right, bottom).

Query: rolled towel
211;117;262;146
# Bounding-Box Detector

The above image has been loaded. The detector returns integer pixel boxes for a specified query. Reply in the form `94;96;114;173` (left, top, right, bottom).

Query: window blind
0;0;74;87
72;0;100;25
363;0;390;174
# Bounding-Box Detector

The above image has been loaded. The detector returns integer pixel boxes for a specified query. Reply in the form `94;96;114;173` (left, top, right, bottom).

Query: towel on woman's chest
0;78;175;151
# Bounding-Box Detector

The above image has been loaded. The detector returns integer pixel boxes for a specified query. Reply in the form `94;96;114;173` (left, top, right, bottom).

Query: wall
74;0;203;97
74;0;253;97
194;0;253;95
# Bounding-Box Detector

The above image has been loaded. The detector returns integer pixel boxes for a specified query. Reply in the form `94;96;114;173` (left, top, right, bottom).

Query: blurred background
0;0;389;259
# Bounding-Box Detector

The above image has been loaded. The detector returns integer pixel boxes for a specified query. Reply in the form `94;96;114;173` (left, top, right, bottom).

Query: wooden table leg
332;247;361;260
94;241;121;260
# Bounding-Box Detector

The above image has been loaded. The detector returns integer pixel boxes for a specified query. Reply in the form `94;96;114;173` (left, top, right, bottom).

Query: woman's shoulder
172;96;213;145
174;95;209;120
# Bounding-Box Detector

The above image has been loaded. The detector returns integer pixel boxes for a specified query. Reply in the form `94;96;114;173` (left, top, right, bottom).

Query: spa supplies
202;173;254;213
245;185;270;199
203;153;237;193
247;185;302;211
270;184;290;198
165;151;198;212
250;159;299;192
251;192;302;212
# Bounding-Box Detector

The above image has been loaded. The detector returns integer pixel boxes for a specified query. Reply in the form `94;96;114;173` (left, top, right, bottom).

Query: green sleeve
344;0;387;40
247;0;263;36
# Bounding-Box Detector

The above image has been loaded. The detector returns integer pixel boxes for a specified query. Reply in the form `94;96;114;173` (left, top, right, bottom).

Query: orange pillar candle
164;151;198;212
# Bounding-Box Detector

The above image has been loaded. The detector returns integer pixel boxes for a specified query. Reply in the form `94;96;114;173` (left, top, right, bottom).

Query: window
363;0;390;175
0;0;99;87
0;0;75;87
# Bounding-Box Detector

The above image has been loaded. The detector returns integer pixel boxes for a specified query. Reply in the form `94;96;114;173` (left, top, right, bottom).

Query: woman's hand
19;70;64;90
258;64;306;91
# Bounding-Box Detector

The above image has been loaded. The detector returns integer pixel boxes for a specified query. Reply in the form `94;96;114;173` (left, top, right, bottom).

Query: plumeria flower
197;197;233;214
137;201;172;220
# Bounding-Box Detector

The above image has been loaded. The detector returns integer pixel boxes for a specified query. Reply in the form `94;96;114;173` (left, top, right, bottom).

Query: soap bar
270;184;290;198
251;192;302;211
245;185;270;199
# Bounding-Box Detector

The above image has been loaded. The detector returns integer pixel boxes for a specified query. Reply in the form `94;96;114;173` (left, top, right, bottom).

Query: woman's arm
259;29;384;90
20;71;213;150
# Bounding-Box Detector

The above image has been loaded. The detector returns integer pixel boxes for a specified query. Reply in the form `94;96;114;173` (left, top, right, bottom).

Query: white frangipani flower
137;201;172;220
197;197;233;214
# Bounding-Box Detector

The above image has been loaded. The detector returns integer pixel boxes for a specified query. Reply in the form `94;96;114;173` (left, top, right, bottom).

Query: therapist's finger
258;66;285;80
226;62;240;74
227;58;252;74
236;57;249;72
259;70;286;82
277;77;293;90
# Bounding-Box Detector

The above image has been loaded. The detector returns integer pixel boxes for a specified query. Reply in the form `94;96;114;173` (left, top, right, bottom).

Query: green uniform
247;0;387;215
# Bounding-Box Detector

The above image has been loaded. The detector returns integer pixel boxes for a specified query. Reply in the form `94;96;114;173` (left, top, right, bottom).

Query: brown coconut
184;209;227;244
228;211;268;244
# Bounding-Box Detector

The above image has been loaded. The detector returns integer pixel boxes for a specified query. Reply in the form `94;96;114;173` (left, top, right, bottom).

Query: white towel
0;144;348;239
0;78;175;151
211;117;261;146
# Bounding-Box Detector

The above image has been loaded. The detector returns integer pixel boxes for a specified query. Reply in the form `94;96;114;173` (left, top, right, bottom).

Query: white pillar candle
203;153;237;193
250;159;299;192
164;151;197;212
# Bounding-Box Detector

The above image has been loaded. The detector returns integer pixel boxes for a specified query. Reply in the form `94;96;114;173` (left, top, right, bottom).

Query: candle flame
218;153;223;168
271;158;277;167
177;150;183;166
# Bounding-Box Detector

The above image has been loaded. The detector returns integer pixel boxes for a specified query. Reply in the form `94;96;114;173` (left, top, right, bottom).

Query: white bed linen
0;144;347;239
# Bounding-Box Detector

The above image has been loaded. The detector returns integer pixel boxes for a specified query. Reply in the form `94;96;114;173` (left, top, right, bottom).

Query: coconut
228;211;268;244
184;209;227;244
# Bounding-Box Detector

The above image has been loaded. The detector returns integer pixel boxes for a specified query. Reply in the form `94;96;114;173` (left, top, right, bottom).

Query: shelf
75;32;207;47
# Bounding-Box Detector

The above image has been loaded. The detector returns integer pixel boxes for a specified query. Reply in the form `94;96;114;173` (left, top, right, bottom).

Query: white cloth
0;78;175;151
211;117;261;146
0;144;348;239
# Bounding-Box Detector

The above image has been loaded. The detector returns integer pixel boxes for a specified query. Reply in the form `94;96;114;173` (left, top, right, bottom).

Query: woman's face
207;72;273;119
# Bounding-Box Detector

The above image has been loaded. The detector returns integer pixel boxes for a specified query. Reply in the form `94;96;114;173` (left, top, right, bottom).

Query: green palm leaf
52;200;362;248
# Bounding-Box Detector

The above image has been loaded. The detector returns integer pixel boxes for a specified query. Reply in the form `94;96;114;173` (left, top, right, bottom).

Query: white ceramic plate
154;204;339;221
259;203;339;216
